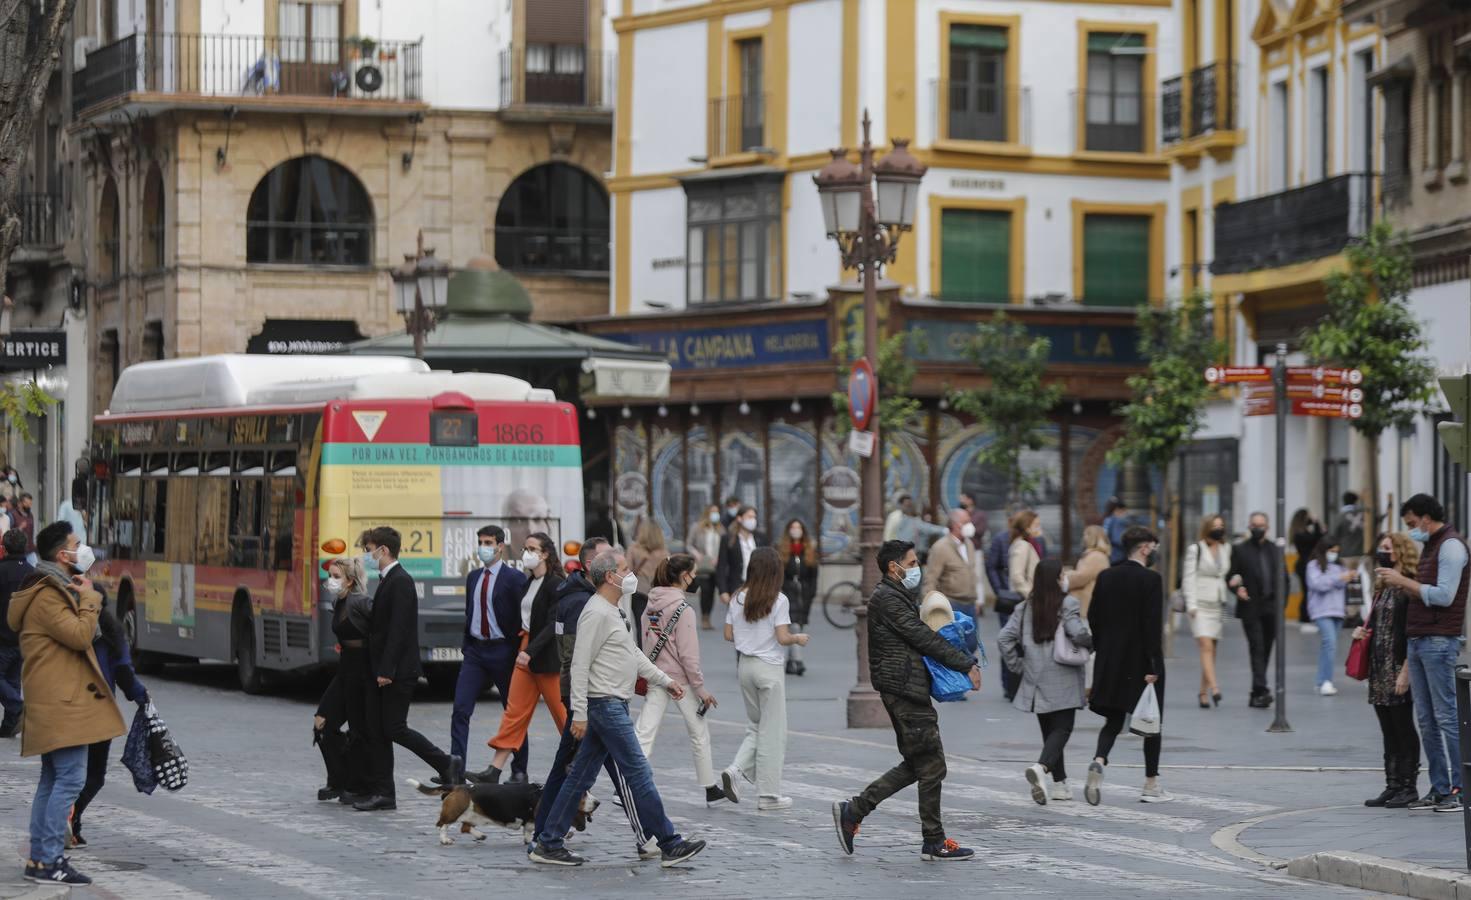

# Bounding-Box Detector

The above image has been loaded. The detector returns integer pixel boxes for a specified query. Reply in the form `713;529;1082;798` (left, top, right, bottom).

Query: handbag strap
646;603;687;664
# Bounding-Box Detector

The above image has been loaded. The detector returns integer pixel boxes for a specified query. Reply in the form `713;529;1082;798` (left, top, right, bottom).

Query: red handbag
1345;628;1372;681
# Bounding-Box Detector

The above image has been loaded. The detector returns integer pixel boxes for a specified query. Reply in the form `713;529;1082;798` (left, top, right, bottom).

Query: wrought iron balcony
708;93;768;157
15;193;64;249
498;48;614;110
1162;62;1238;145
73;32;423;116
1212;173;1374;275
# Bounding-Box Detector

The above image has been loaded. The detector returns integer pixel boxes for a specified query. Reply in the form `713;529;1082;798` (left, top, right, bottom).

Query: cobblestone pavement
0;612;1424;898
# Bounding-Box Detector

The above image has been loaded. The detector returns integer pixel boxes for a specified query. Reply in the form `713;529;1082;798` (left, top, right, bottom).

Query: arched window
246;156;373;266
143;165;165;270
98;178;119;280
495;163;609;273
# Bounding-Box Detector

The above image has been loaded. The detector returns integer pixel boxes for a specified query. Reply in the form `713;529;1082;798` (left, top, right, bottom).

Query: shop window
494;163;610;273
939;208;1011;302
1085;33;1145;152
98;178;120;281
686;176;782;305
1082;213;1151;306
948;25;1009;142
246;156;373;266
143;165;165;270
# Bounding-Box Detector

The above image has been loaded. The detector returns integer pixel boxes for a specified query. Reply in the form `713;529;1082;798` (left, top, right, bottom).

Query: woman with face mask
1183;515;1233;708
686;505;726;630
1355;532;1421;808
482;533;567;782
1305;538;1355;696
716;505;768;606
998;559;1093;805
313;557;372;803
777;520;819;676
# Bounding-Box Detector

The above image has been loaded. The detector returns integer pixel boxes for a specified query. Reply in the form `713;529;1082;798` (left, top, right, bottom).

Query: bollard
1458;665;1471;871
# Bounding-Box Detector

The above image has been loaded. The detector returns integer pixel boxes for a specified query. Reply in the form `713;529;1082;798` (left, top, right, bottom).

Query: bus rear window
430;410;478;447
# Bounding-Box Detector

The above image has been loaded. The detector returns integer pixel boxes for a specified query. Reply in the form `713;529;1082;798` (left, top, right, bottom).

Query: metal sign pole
1269;342;1293;733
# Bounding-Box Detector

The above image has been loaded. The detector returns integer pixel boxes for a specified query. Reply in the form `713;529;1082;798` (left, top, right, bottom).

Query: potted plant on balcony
346;36;378;61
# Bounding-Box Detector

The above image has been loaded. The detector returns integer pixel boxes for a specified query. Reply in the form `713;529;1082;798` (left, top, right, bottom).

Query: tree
1108;292;1227;472
948;312;1062;508
1302;221;1437;553
831;331;923;442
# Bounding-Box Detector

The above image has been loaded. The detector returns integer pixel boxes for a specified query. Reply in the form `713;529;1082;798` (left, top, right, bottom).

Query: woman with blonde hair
1069;526;1112;617
313;556;372;803
1008;510;1043;598
1357;532;1421;808
686;504;726;630
629;518;670;595
1183;514;1232;708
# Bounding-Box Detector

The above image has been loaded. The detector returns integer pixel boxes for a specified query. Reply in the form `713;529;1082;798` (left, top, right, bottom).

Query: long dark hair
1029;558;1065;644
777;519;816;567
526;532;564;578
652;553;697;588
97;596;126;656
740;547;783;622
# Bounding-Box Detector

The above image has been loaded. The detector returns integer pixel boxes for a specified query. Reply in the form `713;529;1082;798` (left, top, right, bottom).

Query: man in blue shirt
1102;498;1130;565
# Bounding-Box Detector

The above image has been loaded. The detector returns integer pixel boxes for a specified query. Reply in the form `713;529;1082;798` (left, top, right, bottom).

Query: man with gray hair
922;509;980;614
530;548;706;868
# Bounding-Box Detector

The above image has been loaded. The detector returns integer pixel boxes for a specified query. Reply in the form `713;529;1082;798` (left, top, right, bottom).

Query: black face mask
1209;528;1226;541
1250;526;1267;542
1145;551;1159;568
1375;551;1394;569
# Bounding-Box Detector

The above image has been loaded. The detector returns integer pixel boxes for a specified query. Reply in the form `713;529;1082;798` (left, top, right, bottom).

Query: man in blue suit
450;525;530;783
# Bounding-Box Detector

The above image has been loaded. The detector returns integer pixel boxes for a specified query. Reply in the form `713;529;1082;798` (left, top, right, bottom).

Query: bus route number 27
491;424;545;444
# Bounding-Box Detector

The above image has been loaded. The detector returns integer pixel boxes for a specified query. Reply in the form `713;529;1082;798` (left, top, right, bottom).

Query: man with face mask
834;540;982;862
716;505;768;605
1226;512;1284;709
13;493;36;565
922;509;980;615
449;525;529;783
8;521;123;885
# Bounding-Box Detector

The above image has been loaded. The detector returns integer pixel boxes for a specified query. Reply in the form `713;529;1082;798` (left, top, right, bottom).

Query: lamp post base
846;604;888;728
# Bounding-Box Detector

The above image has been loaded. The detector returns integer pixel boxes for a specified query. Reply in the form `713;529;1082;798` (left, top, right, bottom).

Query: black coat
716;529;769;597
520;570;566;675
1087;561;1165;715
782;552;819;624
1226;537;1284;619
867;577;976;704
367;563;421;683
0;556;34;645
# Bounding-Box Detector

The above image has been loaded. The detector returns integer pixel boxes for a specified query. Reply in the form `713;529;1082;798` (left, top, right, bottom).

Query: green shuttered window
940;209;1011;302
1082;214;1150;306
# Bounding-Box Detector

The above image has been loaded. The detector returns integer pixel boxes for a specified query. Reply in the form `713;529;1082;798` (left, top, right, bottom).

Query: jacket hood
646;586;688;612
557;571;594;599
6;573;70;632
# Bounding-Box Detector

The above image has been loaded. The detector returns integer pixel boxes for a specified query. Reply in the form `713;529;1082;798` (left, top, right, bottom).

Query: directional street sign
1285;366;1364;385
1244;398;1276;417
1291;398;1364;419
1204;365;1272;384
1244;383;1365;403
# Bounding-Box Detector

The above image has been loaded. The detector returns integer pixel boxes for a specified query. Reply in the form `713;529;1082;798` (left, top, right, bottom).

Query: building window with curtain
938;207;1011;302
685;176;782;305
246;155;373;266
1084;33;1145;152
947;25;1009;142
1081;213;1151;305
494;162;610;272
277;1;342;95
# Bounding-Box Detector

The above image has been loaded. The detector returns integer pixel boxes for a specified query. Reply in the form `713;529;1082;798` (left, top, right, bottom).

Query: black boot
1385;755;1419;809
1365;754;1396;807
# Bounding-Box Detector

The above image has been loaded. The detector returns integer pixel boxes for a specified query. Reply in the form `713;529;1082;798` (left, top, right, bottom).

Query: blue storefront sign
603;319;831;371
906;318;1142;367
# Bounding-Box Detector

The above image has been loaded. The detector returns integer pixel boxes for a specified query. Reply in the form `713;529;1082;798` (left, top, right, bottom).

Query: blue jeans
450;638;526;772
533;703;643;846
536;698;679;852
0;644;21;730
1408;635;1463;796
1314;617;1342;686
29;744;87;864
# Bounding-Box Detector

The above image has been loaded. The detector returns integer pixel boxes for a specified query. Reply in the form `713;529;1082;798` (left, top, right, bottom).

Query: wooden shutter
940;209;1011;302
527;0;587;43
1082;214;1150;305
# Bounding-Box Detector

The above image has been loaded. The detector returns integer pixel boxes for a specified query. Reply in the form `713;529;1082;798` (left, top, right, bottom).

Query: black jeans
851;693;948;844
1241;613;1277;698
315;648;371;793
1374;703;1420;768
696;574;717;617
366;680;452;798
996;610;1018;699
1036;708;1075;782
70;740;113;836
1094;681;1163;778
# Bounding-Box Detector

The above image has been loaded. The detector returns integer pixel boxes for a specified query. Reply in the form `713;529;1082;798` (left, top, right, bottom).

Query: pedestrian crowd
5;478;1468;884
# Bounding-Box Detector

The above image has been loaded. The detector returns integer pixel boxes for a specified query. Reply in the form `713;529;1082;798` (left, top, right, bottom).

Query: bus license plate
429;647;464;662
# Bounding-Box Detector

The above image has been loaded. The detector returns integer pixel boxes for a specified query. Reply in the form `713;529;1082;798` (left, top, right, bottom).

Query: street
0;614;1437;898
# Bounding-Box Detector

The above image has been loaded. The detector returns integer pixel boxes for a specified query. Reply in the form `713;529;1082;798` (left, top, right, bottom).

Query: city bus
85;354;584;692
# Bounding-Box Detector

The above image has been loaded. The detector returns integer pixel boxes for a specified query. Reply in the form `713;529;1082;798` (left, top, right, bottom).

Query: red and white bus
85;354;584;692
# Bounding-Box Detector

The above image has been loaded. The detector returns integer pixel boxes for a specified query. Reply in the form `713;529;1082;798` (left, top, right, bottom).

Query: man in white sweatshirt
529;548;708;868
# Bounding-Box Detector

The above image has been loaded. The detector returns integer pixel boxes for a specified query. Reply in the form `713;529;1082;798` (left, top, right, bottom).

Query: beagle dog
406;779;598;846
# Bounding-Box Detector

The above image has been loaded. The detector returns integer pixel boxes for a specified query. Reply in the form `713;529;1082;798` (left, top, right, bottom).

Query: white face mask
709;512;721;524
521;549;542;570
324;577;344;596
789;527;803;540
960;522;976;539
1326;551;1339;564
742;517;758;532
476;545;499;564
619;571;638;595
362;549;380;572
70;544;96;574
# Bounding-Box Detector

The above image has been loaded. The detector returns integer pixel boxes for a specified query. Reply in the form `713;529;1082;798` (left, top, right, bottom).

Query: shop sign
605;319;830;371
0;330;66;369
245;319;364;355
820;466;860;511
906;318;1142;366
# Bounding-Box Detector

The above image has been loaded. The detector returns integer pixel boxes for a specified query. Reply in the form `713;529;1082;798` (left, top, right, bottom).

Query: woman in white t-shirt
721;547;809;810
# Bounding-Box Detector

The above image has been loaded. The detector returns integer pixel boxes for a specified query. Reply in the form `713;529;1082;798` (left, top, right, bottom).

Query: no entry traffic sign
848;358;877;432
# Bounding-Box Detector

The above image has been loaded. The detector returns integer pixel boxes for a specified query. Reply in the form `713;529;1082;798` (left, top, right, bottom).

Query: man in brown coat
921;510;980;614
8;521;124;886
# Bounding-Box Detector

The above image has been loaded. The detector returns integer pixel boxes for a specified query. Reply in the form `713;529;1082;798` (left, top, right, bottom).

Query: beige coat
1008;538;1040;597
922;534;978;604
1068;549;1111;617
7;574;126;757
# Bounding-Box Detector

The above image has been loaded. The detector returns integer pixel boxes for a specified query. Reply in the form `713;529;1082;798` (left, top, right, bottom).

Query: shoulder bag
1053;612;1090;667
635;603;687;696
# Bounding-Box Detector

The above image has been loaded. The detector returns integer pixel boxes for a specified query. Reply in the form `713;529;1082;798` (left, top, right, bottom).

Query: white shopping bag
1127;683;1161;737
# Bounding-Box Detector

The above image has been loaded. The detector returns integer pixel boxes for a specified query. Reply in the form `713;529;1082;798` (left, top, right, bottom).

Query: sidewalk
0;872;67;900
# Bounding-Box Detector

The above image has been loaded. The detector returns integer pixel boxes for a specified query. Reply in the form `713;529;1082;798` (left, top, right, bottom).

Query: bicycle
821;580;864;629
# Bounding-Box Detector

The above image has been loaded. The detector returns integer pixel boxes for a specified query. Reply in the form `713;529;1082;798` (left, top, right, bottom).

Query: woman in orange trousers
478;532;567;783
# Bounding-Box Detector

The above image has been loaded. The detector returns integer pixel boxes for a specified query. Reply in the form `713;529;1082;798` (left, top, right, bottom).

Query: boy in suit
454;525;529;782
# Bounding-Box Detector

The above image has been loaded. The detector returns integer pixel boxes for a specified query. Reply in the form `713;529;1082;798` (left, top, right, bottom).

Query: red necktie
479;571;491;638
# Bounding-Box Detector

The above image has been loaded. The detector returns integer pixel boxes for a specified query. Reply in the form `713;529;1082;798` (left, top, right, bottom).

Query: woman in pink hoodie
634;554;732;805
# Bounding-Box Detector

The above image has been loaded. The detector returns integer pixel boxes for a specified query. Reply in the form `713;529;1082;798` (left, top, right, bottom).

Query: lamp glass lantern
873;139;927;230
813;149;866;236
416;252;451;310
391;266;417;315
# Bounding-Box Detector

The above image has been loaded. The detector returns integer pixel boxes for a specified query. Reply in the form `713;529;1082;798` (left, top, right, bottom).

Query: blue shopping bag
924;610;981;702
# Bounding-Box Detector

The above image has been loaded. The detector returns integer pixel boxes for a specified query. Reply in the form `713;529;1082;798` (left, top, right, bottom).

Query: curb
1288;851;1471;899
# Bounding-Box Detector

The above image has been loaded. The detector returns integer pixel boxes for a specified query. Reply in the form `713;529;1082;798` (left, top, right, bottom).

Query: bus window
197;475;231;566
111;474;140;561
141;479;168;559
166;473;197;565
229;478;263;569
267;476;294;571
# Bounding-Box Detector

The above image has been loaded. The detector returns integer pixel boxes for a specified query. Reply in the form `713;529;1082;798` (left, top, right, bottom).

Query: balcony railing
1212;173;1374;275
708;93;767;157
1071;90;1153;153
497;48;614;110
1162;62;1238;144
494;225;609;274
16;193;64;248
931;81;1032;146
73;32;423;115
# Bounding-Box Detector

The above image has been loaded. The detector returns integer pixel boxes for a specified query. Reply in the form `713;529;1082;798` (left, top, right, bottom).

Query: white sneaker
1084;762;1104;806
1140;784;1172;803
1024;763;1048;805
1319;681;1339;696
721;766;744;803
1049;781;1074;801
757;795;793;810
1300;623;1319;634
637;836;660;860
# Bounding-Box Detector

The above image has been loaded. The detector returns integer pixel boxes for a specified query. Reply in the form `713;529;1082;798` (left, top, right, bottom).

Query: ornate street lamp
814;110;927;728
392;230;451;359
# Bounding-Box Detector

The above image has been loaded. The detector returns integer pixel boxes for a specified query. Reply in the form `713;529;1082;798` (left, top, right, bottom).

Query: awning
1367;56;1416;89
581;357;671;401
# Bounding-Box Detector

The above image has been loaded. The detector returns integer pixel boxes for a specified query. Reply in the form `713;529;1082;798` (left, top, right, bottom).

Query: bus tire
233;604;266;694
119;588;164;675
